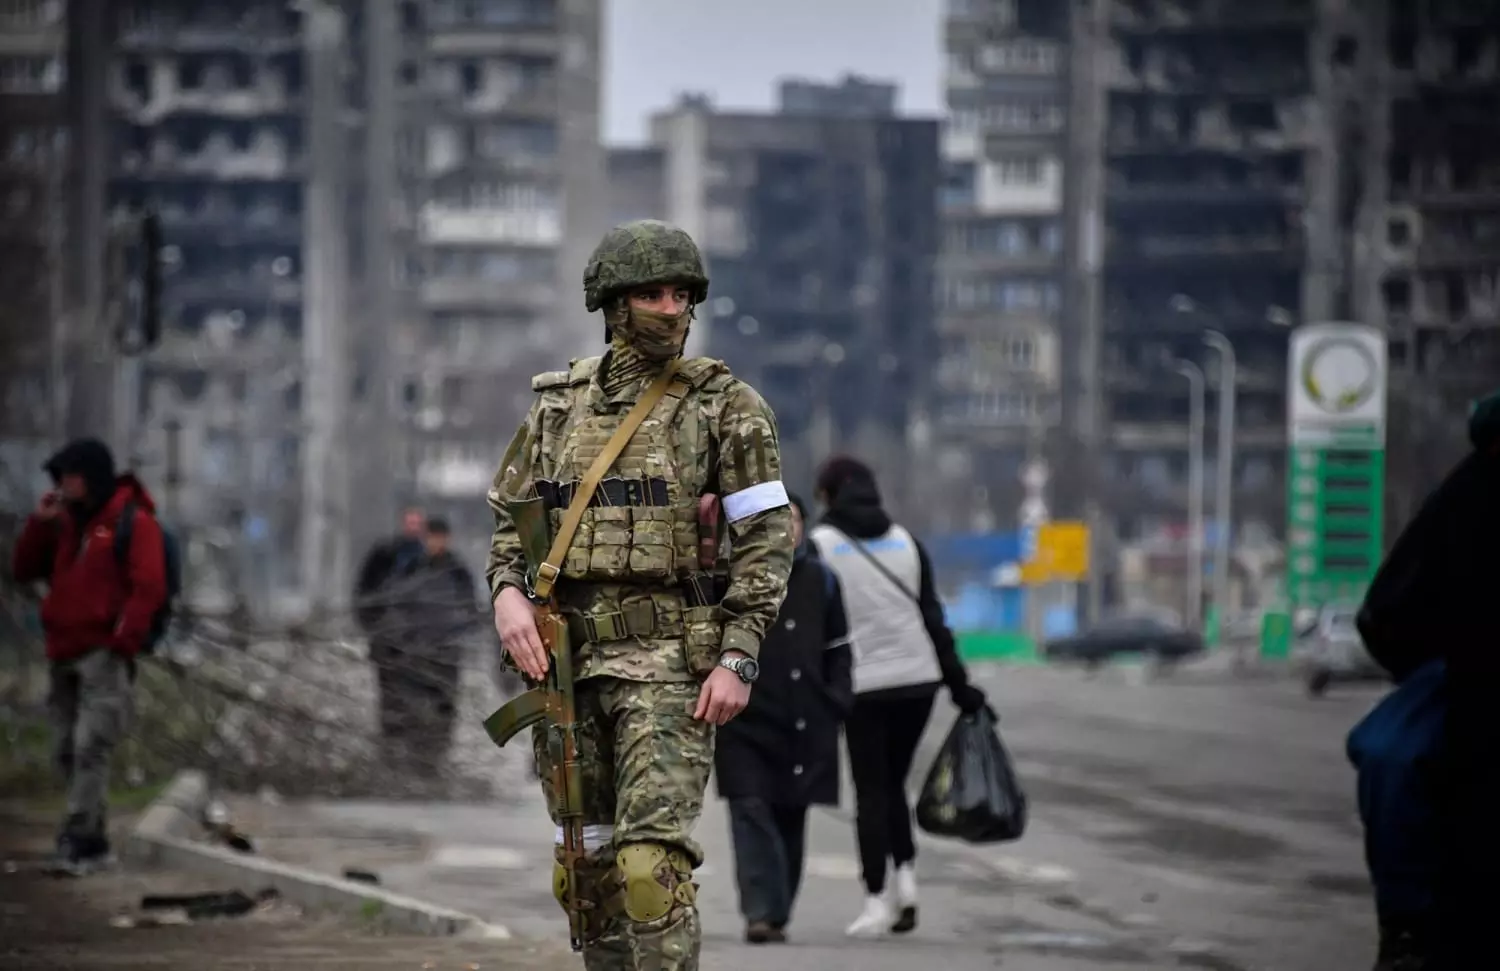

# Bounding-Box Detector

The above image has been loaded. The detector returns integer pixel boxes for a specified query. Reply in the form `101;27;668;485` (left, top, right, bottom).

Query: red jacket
11;475;168;661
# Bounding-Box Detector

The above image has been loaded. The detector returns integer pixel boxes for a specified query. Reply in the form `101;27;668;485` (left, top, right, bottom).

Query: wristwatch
719;655;760;684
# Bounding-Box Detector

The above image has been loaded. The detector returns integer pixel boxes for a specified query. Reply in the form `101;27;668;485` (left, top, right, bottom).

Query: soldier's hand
694;666;750;726
494;586;548;680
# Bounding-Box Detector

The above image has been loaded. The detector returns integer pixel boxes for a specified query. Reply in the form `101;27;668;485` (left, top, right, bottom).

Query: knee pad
616;842;696;922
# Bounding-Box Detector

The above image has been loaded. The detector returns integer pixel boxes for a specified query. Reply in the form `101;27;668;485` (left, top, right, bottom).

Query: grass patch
0;658;226;815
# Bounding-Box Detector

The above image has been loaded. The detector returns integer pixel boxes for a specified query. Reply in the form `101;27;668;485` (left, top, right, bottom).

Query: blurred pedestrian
809;456;989;938
715;492;853;944
10;438;168;874
377;516;480;783
353;507;427;766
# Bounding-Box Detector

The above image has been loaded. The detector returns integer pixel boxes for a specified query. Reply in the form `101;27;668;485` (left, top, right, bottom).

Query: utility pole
1062;0;1108;625
64;0;112;441
1203;330;1236;631
361;0;400;556
299;0;352;613
1175;359;1206;632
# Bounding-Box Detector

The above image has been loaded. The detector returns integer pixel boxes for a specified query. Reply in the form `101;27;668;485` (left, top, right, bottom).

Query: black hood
44;438;117;505
821;474;893;540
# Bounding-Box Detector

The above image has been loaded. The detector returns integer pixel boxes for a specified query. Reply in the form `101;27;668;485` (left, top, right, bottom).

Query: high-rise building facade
634;81;940;506
106;1;324;609
392;0;605;567
0;0;66;463
933;0;1068;532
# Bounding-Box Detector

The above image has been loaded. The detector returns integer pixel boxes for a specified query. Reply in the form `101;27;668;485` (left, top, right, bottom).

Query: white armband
722;480;790;523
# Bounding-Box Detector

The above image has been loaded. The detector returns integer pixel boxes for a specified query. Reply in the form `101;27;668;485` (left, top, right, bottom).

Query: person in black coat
1356;388;1500;971
714;492;853;945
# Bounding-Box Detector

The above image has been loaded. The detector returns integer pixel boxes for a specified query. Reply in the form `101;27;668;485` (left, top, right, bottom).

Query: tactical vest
530;355;730;586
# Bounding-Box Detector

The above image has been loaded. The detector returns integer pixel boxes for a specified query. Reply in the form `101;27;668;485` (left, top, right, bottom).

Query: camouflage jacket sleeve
485;400;543;601
713;379;795;661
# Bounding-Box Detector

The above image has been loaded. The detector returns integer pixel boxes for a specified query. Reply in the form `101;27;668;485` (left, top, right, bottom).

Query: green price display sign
1285;323;1387;610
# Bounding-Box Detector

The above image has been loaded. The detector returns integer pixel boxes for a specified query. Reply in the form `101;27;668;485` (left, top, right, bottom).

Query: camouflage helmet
582;219;709;313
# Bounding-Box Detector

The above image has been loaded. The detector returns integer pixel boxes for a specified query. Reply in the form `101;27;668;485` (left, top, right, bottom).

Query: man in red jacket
11;438;167;873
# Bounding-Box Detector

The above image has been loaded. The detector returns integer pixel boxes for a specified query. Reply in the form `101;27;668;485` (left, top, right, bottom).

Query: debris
111;910;192;929
140;888;279;920
342;867;380;885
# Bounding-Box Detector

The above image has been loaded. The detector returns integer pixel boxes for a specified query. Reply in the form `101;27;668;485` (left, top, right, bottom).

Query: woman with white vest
809;456;989;938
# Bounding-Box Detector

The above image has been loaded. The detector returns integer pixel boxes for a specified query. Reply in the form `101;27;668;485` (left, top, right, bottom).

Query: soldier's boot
588;842;699;971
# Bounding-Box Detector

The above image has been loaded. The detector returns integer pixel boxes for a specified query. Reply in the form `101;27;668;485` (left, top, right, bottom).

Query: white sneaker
893;864;918;908
845;895;893;938
891;864;918;933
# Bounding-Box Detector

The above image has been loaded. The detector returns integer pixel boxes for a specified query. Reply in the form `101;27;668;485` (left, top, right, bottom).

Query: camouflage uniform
487;220;794;969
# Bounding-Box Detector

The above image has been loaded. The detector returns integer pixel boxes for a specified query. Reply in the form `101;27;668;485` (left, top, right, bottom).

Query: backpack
112;499;182;655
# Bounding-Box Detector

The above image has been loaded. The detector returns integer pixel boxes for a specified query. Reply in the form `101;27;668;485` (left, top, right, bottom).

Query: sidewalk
0;802;576;971
221;783;1230;970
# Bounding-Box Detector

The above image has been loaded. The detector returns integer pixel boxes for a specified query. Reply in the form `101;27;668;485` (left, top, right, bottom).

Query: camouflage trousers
531;678;714;971
47;649;136;842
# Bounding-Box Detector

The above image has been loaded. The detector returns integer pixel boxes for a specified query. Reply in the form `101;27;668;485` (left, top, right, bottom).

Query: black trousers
845;691;936;895
377;667;456;778
1434;671;1500;969
728;798;809;928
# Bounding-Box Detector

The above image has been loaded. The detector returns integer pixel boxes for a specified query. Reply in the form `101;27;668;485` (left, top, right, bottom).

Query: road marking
430;845;528;869
985;856;1077;885
803;855;861;880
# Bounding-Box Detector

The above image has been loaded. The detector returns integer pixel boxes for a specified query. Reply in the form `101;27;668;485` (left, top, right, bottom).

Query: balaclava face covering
601;296;693;395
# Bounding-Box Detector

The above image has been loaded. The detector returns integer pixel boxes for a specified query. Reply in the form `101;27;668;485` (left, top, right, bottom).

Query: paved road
228;663;1388;971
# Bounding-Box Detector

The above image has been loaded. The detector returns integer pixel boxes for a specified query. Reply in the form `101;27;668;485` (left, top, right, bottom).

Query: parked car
1292;602;1388;697
1043;611;1206;668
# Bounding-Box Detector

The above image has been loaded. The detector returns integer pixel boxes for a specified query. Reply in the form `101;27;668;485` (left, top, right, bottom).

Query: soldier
487;219;794;969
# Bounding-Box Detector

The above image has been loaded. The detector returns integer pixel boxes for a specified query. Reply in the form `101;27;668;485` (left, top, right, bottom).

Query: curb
127;770;510;940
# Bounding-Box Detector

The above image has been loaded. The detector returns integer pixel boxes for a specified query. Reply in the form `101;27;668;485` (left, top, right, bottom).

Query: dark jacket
12;471;167;662
715;546;853;806
353;534;425;638
373;550;479;690
819;476;978;707
1358;446;1500;680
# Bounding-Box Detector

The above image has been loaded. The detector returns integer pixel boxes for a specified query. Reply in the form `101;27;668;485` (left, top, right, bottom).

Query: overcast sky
602;0;945;145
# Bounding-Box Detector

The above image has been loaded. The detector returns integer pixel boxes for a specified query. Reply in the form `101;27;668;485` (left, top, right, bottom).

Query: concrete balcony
419;277;556;310
418;205;562;246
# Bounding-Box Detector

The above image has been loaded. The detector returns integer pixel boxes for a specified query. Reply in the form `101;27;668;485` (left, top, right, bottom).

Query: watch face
740;659;760;683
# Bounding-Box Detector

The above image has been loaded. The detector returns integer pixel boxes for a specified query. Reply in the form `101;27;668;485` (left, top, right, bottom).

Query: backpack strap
114;498;139;571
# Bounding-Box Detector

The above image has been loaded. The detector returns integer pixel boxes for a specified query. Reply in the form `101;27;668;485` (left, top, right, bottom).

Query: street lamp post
1174;359;1206;631
1202;330;1236;636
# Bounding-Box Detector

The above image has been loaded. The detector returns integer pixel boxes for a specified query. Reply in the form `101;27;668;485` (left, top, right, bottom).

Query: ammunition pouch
547;504;700;584
682;604;724;677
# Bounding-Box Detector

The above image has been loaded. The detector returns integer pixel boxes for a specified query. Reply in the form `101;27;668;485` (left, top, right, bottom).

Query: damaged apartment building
0;0;65;465
398;0;605;562
66;0;602;604
607;78;939;509
1071;0;1500;610
105;1;325;608
1069;0;1339;610
933;0;1068;532
1363;0;1500;525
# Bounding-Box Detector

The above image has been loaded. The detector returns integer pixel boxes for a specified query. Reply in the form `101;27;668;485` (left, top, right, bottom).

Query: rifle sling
531;359;685;601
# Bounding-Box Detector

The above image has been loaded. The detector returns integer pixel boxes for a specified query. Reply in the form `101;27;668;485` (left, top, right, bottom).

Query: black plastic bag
915;708;1027;843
